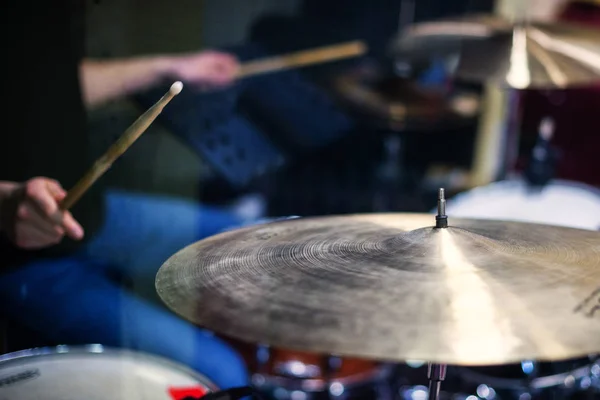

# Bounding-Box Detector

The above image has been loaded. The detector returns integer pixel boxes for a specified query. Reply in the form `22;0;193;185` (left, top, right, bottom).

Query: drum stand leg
427;363;447;400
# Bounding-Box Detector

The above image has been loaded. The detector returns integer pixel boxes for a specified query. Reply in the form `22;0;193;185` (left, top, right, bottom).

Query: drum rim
0;344;219;392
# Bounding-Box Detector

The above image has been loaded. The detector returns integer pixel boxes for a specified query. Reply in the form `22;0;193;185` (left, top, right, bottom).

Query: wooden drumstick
60;81;184;210
237;41;368;78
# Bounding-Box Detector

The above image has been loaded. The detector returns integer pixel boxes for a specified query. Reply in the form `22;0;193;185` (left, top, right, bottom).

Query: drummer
0;0;251;390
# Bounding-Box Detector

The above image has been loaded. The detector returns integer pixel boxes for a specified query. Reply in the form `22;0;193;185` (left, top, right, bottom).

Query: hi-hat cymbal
391;14;600;89
156;212;600;366
331;63;480;131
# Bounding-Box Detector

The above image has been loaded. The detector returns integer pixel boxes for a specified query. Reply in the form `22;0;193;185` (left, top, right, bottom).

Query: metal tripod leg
427;363;448;400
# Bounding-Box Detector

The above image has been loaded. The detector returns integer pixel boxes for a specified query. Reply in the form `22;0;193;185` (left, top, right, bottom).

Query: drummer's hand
0;177;84;249
167;51;240;88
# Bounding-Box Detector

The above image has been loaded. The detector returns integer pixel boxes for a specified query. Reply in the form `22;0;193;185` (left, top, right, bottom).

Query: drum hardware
427;364;447;400
425;194;448;400
523;117;560;189
515;86;600;187
394;355;600;399
435;188;448;228
448;355;600;399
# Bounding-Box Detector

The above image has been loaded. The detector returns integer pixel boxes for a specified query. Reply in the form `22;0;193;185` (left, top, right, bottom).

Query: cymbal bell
391;14;600;89
156;211;600;366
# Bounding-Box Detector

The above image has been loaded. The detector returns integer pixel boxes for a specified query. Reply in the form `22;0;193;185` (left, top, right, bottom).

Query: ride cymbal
391;14;600;89
156;210;600;365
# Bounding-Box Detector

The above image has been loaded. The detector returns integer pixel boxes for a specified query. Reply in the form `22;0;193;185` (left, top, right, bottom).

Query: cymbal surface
391;15;600;88
156;214;600;365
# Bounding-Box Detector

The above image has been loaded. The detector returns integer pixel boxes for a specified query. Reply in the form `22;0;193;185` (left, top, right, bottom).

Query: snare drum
439;179;600;399
0;344;218;400
231;340;396;400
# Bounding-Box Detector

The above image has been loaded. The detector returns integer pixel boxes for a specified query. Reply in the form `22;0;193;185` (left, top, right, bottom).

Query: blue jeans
0;189;249;389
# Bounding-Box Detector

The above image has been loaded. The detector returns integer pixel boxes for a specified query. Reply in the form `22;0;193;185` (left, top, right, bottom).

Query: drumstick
60;81;184;210
237;41;368;78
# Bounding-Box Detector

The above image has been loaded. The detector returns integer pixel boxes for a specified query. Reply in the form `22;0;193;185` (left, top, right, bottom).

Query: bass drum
439;179;600;399
0;345;218;400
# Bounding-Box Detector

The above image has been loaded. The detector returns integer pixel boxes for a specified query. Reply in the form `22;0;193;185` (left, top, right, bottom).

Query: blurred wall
86;0;205;57
202;0;300;47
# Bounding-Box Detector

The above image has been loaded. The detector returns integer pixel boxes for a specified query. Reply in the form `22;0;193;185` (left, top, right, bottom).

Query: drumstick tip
355;41;368;54
170;81;184;95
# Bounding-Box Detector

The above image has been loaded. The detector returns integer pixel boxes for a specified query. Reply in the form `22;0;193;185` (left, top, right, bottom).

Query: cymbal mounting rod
427;363;447;400
435;188;448;228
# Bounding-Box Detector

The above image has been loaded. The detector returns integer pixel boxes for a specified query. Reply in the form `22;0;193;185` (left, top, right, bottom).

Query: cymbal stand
427;363;447;400
429;191;448;400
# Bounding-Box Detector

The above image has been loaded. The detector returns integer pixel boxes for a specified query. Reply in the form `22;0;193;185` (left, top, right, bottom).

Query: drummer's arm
79;51;239;109
79;56;171;108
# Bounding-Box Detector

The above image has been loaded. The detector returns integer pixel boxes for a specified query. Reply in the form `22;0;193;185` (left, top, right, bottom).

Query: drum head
0;345;217;400
445;180;600;231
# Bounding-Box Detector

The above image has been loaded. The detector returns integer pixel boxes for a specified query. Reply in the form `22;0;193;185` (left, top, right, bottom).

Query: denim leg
0;257;248;389
84;189;244;302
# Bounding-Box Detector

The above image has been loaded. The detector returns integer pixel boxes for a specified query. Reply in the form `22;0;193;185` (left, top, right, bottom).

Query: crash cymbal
156;198;600;366
391;14;600;89
331;63;479;131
